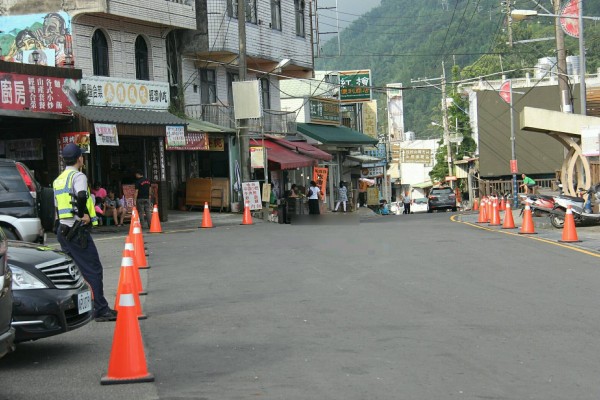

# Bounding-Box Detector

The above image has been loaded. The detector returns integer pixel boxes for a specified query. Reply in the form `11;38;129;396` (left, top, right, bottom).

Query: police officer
53;143;117;322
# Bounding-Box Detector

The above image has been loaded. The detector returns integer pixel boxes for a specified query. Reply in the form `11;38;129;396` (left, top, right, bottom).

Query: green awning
412;181;433;189
297;123;378;145
186;118;235;133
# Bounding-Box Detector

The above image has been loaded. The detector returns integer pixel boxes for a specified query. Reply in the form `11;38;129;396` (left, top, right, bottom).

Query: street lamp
511;6;600;115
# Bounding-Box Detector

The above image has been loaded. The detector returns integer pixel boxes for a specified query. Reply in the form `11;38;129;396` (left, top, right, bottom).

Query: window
260;77;270;110
295;0;305;37
227;0;257;24
135;36;150;81
165;31;179;86
92;30;109;76
200;69;216;104
271;0;281;30
227;71;239;106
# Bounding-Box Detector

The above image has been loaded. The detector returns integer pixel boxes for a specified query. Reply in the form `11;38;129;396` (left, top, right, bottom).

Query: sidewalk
458;208;600;255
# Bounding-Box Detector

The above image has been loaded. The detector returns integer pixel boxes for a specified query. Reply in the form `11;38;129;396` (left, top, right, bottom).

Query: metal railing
477;178;557;197
184;105;297;134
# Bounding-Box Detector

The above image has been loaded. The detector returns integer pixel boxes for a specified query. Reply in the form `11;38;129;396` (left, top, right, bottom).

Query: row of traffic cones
474;196;581;242
199;201;254;228
101;207;153;385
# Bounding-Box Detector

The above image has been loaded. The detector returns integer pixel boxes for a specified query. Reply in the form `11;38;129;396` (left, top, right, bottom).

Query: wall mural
0;11;74;67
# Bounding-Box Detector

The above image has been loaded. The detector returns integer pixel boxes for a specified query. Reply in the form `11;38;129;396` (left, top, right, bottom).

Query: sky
317;0;382;28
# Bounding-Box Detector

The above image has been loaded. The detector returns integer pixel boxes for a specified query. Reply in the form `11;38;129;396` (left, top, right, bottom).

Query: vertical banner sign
386;83;404;141
242;181;262;210
362;100;378;138
250;147;264;169
158;138;166;181
313;167;328;199
510;160;518;174
94;123;119;146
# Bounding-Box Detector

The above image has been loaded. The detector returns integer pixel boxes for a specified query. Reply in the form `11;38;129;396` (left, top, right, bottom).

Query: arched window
135;36;150;81
92;30;109;76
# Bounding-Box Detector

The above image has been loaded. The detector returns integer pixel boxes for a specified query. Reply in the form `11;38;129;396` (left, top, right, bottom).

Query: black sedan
427;186;458;212
0;229;15;358
8;241;93;342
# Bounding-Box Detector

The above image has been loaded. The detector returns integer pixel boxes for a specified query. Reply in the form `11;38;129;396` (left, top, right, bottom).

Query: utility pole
554;0;572;113
238;0;251;182
504;0;513;47
441;62;453;186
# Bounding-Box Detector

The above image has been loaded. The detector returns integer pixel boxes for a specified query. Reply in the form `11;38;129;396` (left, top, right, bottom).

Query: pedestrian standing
402;191;412;214
307;180;321;215
134;170;152;229
334;181;348;212
52;143;117;322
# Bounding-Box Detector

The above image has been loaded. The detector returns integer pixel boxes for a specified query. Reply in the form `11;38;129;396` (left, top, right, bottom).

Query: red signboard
510;159;518;174
0;72;76;113
59;132;91;153
499;80;511;104
560;0;580;38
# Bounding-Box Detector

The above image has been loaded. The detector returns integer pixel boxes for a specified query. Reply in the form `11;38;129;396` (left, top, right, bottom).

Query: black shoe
95;309;118;322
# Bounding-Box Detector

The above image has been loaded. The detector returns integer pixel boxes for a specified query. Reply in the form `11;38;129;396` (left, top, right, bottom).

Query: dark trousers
57;227;109;317
308;199;320;214
137;199;152;228
359;192;367;207
403;203;411;214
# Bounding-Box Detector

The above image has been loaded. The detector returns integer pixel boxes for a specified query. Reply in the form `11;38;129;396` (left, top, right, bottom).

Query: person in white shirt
307;180;321;215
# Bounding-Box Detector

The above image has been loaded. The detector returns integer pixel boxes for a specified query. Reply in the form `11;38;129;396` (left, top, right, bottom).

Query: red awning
250;139;316;170
266;135;333;161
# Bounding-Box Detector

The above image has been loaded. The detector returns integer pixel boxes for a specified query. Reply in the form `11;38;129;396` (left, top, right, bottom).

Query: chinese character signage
0;73;78;113
361;167;384;177
209;135;225;151
401;149;432;165
242;181;262;210
250;147;264;169
339;70;372;102
313;167;328;199
59;132;91;154
0;12;75;67
165;126;185;147
94;123;119;146
362;100;378;138
165;131;209;151
81;76;170;110
5;139;43;160
309;97;340;125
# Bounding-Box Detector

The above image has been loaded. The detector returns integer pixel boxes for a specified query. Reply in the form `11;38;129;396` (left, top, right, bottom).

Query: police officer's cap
62;143;82;159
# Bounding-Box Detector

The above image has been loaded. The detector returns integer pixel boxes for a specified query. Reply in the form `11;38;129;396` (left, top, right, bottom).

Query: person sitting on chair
520;174;537;194
103;189;126;226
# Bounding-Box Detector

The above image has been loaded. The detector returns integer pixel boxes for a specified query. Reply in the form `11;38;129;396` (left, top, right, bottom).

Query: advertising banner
165;126;186;147
250;147;264;169
242;181;262;210
81;76;169;110
59;132;91;154
165;132;209;151
313;167;328;199
386;83;404;140
0;72;78;113
94;123;119;146
5;138;43;160
339;70;372;102
362;100;378;138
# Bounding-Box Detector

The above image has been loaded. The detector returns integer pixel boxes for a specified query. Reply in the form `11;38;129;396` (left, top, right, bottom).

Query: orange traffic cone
486;197;493;222
489;199;501;226
473;198;479;211
558;205;581;243
476;198;487;223
200;202;213;228
114;249;147;320
101;282;154;385
501;202;517;229
241;201;253;225
132;220;149;269
149;204;162;233
499;197;506;211
518;204;537;234
124;236;146;295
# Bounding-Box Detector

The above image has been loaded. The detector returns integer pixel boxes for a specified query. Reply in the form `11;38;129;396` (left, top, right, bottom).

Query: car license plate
78;291;92;314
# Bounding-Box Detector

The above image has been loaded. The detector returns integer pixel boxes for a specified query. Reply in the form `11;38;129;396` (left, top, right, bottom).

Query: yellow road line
451;214;600;258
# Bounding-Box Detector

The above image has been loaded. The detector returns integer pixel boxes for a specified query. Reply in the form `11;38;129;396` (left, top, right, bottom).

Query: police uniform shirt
58;166;89;228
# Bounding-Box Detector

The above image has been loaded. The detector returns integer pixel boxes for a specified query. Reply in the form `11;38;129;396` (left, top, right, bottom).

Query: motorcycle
548;184;600;228
520;193;556;217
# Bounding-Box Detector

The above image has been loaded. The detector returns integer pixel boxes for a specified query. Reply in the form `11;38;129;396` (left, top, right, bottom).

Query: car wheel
0;226;18;240
39;187;55;232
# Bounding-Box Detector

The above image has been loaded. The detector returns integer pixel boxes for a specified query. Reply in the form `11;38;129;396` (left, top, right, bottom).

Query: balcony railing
184;105;297;134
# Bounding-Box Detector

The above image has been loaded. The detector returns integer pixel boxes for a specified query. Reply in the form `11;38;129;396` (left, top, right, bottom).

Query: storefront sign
313;167;328;199
5;139;43;160
59;132;91;154
165;132;208;151
339;70;372;102
309;97;340;125
361;166;384;177
401;149;432;164
94;123;119;146
242;181;262;210
158;139;166;181
0;72;78;113
362;100;378;138
165;126;186;147
209;135;225;151
81;76;169;110
250;147;264;169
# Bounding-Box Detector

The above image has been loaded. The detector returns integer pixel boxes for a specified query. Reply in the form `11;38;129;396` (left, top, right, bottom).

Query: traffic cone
499;197;506;211
132;220;149;269
124;236;146;295
501;202;517;229
101;282;154;385
473;198;479;211
486;198;493;222
518;204;537;234
200;202;213;228
114;248;147;320
476;198;487;223
129;207;139;237
241;201;253;225
558;205;581;243
489;199;501;226
149;204;162;233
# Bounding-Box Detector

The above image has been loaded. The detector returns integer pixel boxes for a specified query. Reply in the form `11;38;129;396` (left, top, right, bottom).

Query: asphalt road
2;212;600;400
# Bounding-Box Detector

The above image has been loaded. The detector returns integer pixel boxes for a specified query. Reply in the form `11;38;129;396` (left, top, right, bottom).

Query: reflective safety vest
53;170;98;226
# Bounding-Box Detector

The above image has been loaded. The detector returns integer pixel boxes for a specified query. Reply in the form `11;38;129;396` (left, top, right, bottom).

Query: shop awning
0;109;72;120
250;139;316;170
346;154;383;164
186;118;235;133
297;123;378;146
70;106;186;125
265;135;333;161
412;181;434;189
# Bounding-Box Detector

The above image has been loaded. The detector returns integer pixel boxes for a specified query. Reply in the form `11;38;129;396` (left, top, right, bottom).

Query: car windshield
431;188;453;195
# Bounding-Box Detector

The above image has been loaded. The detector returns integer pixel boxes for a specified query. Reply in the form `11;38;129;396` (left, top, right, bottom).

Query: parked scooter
520;193;556;217
548;184;600;228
